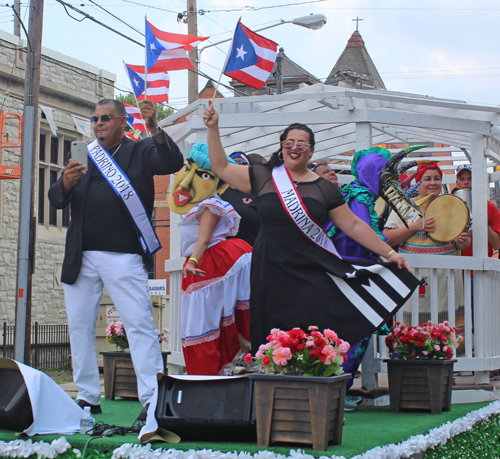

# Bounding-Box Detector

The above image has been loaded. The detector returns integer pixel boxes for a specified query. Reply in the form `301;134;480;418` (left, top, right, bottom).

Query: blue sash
87;139;161;255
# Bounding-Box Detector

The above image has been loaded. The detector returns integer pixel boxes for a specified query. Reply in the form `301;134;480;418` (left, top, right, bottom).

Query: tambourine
424;194;471;243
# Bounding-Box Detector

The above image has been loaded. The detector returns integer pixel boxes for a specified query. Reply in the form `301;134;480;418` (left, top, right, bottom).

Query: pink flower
338;340;350;353
423;351;428;356
322;345;337;362
244;353;253;364
305;340;314;347
434;345;440;351
272;347;292;365
324;329;338;341
308;326;319;331
255;350;263;359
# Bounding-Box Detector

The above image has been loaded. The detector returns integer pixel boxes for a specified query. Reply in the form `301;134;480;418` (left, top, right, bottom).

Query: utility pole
187;0;198;104
13;0;21;37
14;0;44;364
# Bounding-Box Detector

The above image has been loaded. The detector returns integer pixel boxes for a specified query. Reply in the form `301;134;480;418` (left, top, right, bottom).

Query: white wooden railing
363;254;500;389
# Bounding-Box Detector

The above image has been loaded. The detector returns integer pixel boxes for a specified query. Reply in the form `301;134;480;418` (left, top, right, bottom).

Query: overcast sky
1;0;499;111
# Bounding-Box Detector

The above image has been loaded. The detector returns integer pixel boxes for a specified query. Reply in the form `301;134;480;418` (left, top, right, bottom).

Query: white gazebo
162;84;500;397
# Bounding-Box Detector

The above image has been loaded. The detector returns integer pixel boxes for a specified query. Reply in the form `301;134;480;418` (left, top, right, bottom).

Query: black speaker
0;368;34;432
155;375;255;441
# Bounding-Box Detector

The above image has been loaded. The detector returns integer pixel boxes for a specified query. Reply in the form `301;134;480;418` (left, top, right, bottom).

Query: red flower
262;355;271;366
244;353;253;364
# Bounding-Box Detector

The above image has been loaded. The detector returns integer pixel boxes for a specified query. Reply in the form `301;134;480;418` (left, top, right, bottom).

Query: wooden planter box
249;373;349;451
100;351;170;401
385;359;456;414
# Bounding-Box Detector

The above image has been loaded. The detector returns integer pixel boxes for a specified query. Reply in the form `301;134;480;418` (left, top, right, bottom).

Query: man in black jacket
49;99;183;415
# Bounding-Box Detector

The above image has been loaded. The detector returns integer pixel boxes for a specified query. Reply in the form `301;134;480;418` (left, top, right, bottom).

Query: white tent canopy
162;83;500;160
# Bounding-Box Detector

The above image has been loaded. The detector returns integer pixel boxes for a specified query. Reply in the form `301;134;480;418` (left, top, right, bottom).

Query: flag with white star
145;20;209;72
124;63;150;99
222;21;278;90
124;63;170;103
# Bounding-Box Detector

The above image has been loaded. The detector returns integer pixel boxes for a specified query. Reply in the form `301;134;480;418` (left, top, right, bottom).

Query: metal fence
1;322;70;369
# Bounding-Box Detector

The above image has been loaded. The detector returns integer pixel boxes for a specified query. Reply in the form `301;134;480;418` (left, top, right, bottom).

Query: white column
356;122;372;151
470;133;488;258
470;133;489;383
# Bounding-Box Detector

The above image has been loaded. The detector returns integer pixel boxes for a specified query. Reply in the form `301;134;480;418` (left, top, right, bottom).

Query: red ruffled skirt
181;238;252;375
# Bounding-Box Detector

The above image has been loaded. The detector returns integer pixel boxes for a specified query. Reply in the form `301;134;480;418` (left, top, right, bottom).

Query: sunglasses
281;140;310;152
90;114;114;124
235;159;249;165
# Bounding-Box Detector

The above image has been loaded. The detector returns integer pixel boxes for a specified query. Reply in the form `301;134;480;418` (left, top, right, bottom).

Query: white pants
63;251;163;406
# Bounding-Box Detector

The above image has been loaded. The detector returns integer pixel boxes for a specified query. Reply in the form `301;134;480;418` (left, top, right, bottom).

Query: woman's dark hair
266;123;315;169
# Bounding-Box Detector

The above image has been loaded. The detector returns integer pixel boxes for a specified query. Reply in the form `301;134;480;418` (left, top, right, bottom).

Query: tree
115;93;174;123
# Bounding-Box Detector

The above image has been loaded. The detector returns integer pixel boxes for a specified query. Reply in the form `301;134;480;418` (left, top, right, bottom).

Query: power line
53;0;144;47
118;0;178;13
84;0;144;37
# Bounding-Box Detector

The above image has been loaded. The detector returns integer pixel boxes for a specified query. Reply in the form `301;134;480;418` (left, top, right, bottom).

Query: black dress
249;166;345;349
248;166;421;351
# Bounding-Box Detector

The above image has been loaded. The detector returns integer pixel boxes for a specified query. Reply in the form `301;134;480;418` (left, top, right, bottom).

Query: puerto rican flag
124;62;170;103
145;19;209;72
123;103;146;132
222;21;278;90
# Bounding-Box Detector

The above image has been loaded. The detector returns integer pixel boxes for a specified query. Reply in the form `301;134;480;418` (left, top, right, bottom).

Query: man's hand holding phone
63;141;88;193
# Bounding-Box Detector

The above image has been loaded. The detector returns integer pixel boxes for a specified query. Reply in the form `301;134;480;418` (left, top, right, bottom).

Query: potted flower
384;321;463;414
101;321;171;401
246;326;351;451
105;320;170;351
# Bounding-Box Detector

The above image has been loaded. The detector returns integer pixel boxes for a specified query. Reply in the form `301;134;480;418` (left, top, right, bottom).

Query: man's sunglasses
90;114;114;124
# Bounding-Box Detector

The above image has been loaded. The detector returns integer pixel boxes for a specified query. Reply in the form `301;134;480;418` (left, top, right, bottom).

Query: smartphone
71;141;88;171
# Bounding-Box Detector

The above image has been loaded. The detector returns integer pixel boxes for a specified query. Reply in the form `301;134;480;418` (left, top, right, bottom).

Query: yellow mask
168;158;222;214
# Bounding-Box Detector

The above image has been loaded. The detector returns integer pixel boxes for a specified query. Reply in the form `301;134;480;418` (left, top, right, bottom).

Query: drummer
453;164;500;257
383;163;470;320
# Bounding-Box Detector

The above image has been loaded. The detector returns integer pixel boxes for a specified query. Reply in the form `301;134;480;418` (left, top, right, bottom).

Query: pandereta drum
424;194;470;242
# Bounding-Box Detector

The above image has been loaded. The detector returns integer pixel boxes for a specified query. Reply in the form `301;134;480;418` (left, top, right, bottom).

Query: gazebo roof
162;84;500;185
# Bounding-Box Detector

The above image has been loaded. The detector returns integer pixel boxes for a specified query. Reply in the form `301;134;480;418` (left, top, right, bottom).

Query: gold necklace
293;170;311;185
111;142;123;157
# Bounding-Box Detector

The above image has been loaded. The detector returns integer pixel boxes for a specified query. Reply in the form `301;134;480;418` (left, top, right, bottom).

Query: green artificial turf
0;399;492;458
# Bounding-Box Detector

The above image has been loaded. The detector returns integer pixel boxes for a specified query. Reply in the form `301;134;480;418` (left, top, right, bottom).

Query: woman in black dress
203;102;415;350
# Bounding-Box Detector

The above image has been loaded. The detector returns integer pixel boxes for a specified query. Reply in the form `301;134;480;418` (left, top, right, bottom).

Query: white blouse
179;196;241;257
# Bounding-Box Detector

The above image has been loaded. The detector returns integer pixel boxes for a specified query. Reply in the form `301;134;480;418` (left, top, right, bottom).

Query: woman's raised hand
203;101;219;128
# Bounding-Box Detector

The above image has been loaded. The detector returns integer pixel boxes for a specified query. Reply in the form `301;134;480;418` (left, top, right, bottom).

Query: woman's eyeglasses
90;114;114;124
281;140;310;152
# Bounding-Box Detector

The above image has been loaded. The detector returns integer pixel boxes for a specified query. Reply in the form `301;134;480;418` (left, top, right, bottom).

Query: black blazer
48;131;183;284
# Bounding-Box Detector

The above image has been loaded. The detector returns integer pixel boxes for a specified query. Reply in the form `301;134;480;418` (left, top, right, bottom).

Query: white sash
272;164;342;259
87;139;161;255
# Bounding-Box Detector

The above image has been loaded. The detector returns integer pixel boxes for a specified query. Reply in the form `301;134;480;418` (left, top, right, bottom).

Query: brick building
0;28;115;326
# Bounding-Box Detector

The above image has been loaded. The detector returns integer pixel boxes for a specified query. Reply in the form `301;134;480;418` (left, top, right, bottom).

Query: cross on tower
352;16;363;31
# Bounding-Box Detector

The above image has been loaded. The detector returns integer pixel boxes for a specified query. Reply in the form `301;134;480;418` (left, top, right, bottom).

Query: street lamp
190;14;327;102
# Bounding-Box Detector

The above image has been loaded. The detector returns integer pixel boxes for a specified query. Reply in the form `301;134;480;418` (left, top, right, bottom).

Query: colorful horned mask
379;145;437;228
168;142;236;215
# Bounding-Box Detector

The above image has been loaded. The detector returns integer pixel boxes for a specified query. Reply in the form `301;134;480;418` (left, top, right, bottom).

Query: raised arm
330;204;412;272
203;101;252;193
